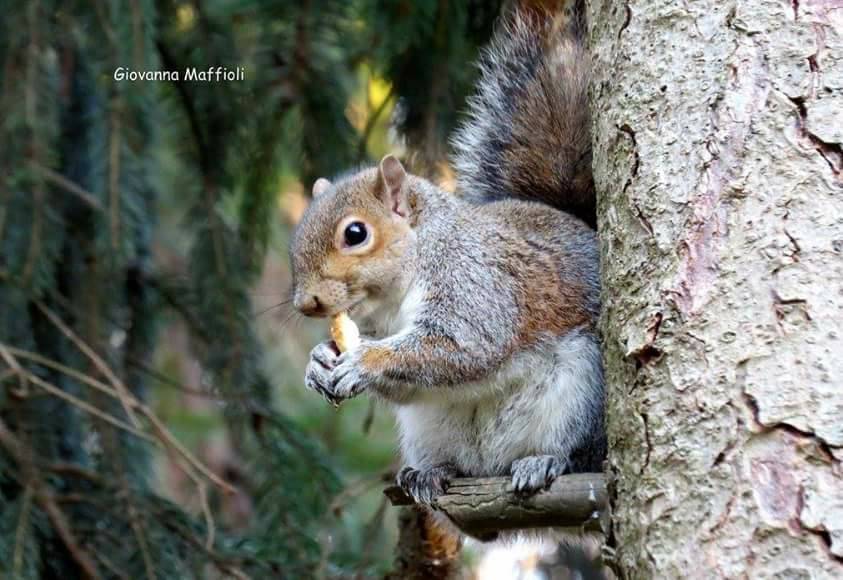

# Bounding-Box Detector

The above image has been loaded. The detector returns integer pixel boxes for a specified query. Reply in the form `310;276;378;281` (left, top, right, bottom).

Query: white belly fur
394;328;601;476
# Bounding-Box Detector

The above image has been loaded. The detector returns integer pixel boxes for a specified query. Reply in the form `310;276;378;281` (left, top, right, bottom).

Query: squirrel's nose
294;292;324;317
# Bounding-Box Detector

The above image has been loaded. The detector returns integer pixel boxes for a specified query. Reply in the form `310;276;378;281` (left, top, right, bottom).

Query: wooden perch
384;473;607;541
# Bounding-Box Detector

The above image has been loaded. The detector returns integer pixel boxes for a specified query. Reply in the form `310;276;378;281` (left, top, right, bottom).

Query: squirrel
290;1;605;524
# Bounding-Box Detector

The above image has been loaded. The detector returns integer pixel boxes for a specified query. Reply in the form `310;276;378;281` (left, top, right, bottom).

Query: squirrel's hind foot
396;463;458;506
510;455;566;495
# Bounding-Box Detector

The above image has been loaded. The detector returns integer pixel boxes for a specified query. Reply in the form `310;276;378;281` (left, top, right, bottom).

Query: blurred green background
0;0;505;577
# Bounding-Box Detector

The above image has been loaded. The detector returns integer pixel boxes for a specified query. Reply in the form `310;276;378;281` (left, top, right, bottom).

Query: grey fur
293;4;605;535
304;181;606;484
451;8;594;226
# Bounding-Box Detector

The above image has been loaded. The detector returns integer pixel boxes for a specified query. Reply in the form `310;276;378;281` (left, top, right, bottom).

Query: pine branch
122;472;157;580
1;343;236;495
24;371;153;440
155;40;211;175
46;462;104;483
107;100;122;253
151;504;251;580
3;339;151;437
12;483;34;578
34;300;141;428
21;0;45;289
0;418;102;579
29;162;104;211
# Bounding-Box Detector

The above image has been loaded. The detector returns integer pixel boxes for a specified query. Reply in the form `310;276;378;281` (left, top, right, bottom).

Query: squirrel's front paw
326;347;370;404
396;464;457;505
304;341;340;403
510;455;566;495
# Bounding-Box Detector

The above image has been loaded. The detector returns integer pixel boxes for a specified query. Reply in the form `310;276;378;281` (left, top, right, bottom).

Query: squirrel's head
290;155;416;318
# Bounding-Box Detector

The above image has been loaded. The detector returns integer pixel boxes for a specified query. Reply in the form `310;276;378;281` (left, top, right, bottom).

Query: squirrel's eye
343;221;368;247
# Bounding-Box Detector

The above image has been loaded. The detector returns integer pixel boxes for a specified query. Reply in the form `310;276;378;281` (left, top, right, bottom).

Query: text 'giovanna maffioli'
113;67;246;82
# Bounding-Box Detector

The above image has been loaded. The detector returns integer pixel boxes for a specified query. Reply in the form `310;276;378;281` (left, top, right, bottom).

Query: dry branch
384;473;607;541
0;418;102;579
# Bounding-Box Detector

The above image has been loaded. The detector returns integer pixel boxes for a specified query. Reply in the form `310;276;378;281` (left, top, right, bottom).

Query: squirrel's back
451;2;594;227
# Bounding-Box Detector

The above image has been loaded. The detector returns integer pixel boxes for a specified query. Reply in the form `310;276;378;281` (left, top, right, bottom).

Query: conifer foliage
0;0;501;577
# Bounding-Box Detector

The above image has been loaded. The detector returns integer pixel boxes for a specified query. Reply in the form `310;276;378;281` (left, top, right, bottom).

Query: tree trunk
589;0;843;578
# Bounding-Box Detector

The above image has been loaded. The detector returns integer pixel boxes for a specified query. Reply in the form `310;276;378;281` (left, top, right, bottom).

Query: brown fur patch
501;237;591;347
518;0;567;16
361;345;396;373
504;40;594;226
516;270;590;345
361;334;460;375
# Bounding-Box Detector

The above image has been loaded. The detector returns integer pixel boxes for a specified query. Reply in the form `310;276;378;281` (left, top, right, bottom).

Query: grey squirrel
290;3;605;519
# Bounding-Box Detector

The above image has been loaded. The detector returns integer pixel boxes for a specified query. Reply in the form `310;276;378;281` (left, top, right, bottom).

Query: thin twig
153;503;251;580
198;482;215;550
317;472;392;578
146;412;236;495
24;372;153;441
125;354;245;400
29;161;104;210
0;342;29;395
39;486;103;579
13;483;34;576
46;462;104;483
0;342;24;372
3;344;235;495
6;360;215;578
108;101;121;253
0;418;102;579
93;552;131;580
159;450;221;562
124;475;156;580
92;0;117;45
5;345;131;401
54;492;98;505
34;300;140;428
327;471;393;517
22;0;43;289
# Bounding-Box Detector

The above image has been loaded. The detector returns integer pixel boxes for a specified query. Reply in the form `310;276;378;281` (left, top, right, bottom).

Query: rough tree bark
589;0;842;578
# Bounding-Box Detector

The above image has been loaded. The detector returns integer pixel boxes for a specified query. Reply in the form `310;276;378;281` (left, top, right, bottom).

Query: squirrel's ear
312;178;332;197
378;154;408;217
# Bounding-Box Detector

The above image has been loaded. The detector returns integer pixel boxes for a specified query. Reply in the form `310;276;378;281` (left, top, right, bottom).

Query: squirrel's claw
510;455;566;495
305;340;370;406
327;349;368;403
396;464;457;506
312;340;339;369
305;341;340;404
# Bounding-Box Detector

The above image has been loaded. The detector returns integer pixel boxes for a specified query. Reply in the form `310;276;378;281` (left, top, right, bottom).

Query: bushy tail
450;2;594;227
